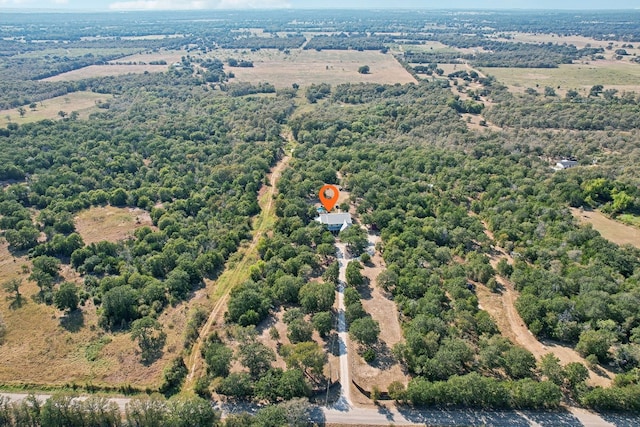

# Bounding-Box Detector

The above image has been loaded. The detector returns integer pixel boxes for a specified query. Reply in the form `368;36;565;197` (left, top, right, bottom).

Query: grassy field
217;48;416;88
42;64;170;82
13;48;141;59
75;206;154;246
40;49;186;82
481;62;640;95
617;213;640;228
572;208;640;249
0;206;177;390
0;91;113;126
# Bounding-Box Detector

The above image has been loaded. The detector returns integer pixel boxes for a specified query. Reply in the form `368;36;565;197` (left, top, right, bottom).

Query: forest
1;8;640;425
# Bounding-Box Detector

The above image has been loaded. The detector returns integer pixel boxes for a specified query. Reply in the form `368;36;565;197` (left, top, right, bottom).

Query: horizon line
2;7;640;13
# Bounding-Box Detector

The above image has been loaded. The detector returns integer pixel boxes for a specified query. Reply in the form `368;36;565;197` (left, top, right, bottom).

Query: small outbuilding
315;212;352;232
554;159;579;170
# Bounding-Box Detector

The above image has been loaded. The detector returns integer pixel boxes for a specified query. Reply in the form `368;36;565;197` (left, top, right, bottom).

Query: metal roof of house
315;212;352;227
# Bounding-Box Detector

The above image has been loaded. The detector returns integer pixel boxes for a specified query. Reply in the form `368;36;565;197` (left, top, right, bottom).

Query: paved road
3;391;640;426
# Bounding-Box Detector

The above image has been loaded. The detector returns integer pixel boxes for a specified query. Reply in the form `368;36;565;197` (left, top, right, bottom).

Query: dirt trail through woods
183;151;290;391
476;223;614;388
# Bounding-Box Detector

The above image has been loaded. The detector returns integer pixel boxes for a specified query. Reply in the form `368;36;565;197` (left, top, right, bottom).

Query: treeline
404;36;603;68
304;34;390;51
216;34;306;50
0;393;218;427
0;80;85;110
485;94;640;130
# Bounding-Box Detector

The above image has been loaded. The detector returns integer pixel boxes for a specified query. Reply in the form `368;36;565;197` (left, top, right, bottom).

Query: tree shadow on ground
7;294;26;310
60;309;84;332
369;341;397;370
358;282;373;301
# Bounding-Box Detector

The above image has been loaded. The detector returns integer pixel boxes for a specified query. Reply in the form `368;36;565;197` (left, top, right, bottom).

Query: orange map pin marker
319;184;340;212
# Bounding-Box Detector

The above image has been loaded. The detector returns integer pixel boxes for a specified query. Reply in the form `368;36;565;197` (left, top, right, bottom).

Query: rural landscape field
1;6;640;426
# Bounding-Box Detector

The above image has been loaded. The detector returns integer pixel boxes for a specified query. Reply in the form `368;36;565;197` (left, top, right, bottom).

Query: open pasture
481;62;640;95
217;48;416;87
0;91;113;126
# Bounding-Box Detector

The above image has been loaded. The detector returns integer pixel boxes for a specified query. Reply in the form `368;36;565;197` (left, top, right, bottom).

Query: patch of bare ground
571;207;640;249
350;232;409;405
74;206;154;245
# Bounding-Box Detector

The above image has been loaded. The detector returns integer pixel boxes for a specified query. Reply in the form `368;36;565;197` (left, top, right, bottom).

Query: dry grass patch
481;62;640;96
571;208;640;249
108;49;188;65
350;233;409;404
74;206;154;246
0;91;113;127
42;64;170;82
217;48;416;88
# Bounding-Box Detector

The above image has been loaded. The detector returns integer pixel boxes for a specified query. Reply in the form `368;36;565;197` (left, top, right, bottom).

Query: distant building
315;212;352;232
555;159;579;170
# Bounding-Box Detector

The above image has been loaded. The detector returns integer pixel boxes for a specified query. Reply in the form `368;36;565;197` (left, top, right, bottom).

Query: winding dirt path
183;151;290;391
475;223;614;387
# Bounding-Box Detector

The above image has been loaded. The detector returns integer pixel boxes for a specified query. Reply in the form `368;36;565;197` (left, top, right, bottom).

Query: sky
0;0;637;11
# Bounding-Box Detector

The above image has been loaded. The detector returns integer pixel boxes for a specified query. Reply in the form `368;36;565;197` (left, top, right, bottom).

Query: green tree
216;372;253;398
287;318;313;343
299;282;335;313
340;226;368;256
3;278;24;309
564;362;589;390
345;261;364;287
130;316;167;364
504;346;536;379
166;396;219;427
376;269;398;293
53;282;79;312
238;341;276;379
203;341;233;378
100;285;139;329
253;405;287;427
388;381;407;402
277;369;311;400
40;394;81;427
576;329;612;361
125;394;168;427
322;261;339;285
349;316;380;347
312;311;333;337
160;357;188;396
538;353;564;385
281;341;325;378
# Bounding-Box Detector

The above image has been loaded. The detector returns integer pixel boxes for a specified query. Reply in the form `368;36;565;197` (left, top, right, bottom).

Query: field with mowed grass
0;91;112;127
481;61;640;96
219;48;416;88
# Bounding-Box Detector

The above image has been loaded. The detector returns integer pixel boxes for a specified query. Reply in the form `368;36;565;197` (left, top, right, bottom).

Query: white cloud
109;0;290;10
52;0;69;4
0;0;32;5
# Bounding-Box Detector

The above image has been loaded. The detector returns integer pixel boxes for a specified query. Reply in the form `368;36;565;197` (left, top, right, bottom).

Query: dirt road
183;153;290;390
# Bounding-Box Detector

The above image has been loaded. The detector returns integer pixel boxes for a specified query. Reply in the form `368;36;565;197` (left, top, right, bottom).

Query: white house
555;159;579;170
315;212;352;232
